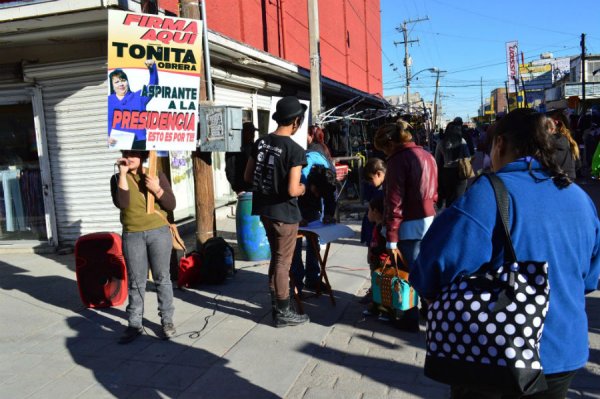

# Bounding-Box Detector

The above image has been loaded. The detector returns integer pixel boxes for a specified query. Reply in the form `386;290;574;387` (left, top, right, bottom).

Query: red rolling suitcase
75;232;128;308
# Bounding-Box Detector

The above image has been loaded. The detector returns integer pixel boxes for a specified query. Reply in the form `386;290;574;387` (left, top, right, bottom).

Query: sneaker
162;323;176;340
362;308;376;316
362;302;379;317
119;326;142;344
377;313;391;322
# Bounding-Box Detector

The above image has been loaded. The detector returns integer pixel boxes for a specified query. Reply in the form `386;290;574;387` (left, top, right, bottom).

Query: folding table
293;221;354;314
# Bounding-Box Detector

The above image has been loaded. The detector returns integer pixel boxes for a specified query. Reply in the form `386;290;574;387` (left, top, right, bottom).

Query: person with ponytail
373;119;438;331
549;111;579;180
411;108;600;398
435;121;471;208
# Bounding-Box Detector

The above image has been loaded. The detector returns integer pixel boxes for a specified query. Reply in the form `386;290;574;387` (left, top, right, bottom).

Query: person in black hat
244;96;309;328
225;121;258;194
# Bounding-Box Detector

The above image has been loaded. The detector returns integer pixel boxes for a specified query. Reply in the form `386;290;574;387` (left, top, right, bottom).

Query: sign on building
505;41;519;93
107;10;202;151
519;63;552;90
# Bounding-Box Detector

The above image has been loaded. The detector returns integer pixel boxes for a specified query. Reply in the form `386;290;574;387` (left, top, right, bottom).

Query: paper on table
298;221;354;244
109;129;135;150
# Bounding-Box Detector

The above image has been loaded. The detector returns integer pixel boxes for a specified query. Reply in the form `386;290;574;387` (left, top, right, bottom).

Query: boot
274;298;309;328
269;288;277;320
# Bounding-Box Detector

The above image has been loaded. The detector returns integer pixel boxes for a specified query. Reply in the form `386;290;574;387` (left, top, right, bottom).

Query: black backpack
199;237;235;284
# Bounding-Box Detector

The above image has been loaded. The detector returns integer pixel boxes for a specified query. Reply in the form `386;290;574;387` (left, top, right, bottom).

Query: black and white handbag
424;174;550;395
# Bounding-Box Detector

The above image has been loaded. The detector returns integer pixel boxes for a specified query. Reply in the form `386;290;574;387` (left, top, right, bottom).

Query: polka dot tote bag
424;174;550;395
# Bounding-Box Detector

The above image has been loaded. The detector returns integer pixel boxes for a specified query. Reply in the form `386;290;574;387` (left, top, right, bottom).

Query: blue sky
380;0;600;121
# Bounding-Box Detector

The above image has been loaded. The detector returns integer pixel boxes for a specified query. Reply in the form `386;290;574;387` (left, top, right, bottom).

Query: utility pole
181;0;216;246
307;0;322;125
394;17;428;113
581;33;586;113
504;81;511;112
480;76;483;117
432;69;446;131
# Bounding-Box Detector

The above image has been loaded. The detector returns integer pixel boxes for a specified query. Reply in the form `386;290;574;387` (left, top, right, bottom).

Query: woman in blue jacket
291;126;336;294
411;108;600;398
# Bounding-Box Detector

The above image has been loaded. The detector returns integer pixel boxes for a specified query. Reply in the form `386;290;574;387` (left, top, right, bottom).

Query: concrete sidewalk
0;215;599;398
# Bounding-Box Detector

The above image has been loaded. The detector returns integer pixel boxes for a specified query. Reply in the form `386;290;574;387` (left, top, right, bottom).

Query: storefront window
0;104;47;240
257;109;271;137
168;151;195;221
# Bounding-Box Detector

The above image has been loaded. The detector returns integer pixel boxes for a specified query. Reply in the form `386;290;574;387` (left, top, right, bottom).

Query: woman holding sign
108;59;158;150
111;150;177;344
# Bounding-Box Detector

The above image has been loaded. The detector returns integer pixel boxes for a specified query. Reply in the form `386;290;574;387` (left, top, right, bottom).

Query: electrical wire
429;0;582;38
444;46;579;75
346;0;401;82
186;292;220;339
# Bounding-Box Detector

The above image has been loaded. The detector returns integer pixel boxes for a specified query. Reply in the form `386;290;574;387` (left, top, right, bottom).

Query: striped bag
372;255;418;311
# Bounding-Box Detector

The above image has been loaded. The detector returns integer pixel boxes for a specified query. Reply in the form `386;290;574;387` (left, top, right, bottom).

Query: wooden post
141;0;159;214
146;150;157;213
181;0;215;246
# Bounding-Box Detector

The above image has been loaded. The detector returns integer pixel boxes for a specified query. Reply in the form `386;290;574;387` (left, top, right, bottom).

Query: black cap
272;96;308;123
453;117;463;125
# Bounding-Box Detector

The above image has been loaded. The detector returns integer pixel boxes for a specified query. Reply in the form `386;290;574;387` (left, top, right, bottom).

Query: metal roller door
24;58;121;245
214;84;253;108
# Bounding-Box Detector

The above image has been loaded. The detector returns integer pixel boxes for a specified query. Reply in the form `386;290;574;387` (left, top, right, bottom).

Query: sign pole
181;0;216;247
141;0;158;214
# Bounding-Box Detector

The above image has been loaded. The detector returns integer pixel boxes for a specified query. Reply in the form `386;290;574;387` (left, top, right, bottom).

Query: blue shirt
108;63;158;141
410;159;600;374
300;149;331;184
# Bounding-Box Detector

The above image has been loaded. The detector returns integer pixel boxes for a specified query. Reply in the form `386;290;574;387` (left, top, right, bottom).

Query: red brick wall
159;0;179;15
204;0;382;95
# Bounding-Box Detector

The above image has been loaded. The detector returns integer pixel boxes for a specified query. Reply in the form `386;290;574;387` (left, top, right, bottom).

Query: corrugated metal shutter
24;59;121;244
256;93;272;110
214;84;253;108
0;83;31;105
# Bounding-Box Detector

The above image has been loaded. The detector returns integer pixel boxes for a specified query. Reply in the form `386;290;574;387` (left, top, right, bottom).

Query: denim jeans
291;237;320;291
398;239;421;272
122;225;174;328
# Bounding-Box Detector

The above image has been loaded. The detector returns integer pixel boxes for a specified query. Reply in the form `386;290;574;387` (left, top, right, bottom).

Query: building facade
0;0;383;249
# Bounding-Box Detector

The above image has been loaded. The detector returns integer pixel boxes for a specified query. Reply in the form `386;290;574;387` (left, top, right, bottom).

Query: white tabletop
297;221;355;244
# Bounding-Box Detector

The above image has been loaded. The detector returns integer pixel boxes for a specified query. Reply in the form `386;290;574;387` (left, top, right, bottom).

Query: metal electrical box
198;106;243;152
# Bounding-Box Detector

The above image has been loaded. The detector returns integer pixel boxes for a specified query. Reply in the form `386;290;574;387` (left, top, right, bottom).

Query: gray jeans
122;225;174;328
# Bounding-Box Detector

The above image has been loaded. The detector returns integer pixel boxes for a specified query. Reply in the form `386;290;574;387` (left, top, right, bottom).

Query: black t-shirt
250;133;306;223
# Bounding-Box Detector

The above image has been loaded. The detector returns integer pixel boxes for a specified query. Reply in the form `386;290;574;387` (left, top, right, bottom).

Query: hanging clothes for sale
326;122;349;157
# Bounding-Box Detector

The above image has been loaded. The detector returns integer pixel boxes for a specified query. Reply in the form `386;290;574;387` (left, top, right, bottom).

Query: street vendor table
293;221;354;314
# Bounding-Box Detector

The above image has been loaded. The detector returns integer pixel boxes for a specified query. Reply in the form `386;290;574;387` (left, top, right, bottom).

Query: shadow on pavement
65;311;279;398
0;261;83;313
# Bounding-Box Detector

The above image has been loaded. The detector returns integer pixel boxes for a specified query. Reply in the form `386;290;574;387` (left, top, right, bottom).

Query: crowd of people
111;96;600;398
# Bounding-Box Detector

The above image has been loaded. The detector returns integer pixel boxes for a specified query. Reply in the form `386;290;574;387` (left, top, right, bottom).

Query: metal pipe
200;0;214;101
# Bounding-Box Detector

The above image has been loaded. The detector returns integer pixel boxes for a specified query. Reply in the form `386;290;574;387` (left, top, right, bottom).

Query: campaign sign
107;10;202;151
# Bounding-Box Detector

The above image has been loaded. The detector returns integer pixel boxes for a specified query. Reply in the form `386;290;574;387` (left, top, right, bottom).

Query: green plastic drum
235;192;271;261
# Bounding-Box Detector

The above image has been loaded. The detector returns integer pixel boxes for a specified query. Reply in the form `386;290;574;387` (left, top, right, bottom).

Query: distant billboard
519;63;552;90
551;57;571;82
506;41;519;93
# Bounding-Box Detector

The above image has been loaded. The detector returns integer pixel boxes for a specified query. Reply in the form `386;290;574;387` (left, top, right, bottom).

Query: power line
421;0;443;66
430;0;581;38
445;46;579;75
345;0;401;81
